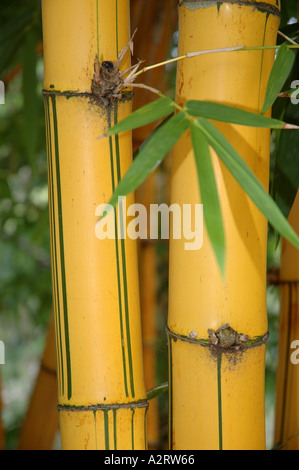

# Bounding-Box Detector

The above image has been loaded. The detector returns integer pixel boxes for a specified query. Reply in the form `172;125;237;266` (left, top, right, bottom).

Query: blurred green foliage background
0;0;298;450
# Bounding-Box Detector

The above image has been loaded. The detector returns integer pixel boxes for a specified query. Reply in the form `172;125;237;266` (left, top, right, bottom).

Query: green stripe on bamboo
51;94;72;400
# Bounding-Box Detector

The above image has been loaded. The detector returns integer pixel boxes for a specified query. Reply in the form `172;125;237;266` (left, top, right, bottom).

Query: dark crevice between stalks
42;89;133;110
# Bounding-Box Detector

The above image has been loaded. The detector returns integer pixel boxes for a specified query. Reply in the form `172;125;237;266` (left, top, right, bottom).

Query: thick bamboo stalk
42;0;147;450
18;318;59;450
131;0;178;449
168;0;280;450
274;191;299;450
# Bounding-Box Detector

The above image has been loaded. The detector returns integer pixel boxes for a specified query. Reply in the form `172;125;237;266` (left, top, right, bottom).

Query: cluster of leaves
104;42;299;276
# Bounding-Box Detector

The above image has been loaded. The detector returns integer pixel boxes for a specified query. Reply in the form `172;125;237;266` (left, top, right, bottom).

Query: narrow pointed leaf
186;100;285;128
106;96;175;135
190;122;225;276
104;112;189;212
197;117;299;251
261;44;296;115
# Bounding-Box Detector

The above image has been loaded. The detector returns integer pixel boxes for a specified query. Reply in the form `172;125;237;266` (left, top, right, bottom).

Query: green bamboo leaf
190;122;226;276
273;101;299;219
261;44;296;115
106;96;175;136
104;112;189;213
147;382;168;401
186;100;285;128
197;117;299;251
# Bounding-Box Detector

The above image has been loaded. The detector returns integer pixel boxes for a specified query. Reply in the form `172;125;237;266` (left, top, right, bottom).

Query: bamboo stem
0;373;4;450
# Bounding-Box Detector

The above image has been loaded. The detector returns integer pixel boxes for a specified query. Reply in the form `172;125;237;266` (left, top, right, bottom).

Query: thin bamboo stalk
273;0;299;450
274;191;299;450
168;0;280;450
0;373;4;450
131;0;178;449
2;42;43;88
18;318;59;450
42;0;147;449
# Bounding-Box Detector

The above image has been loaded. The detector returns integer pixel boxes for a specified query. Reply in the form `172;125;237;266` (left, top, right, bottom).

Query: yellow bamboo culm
168;0;280;450
131;0;178;449
18;318;59;450
41;0;147;450
274;191;299;450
